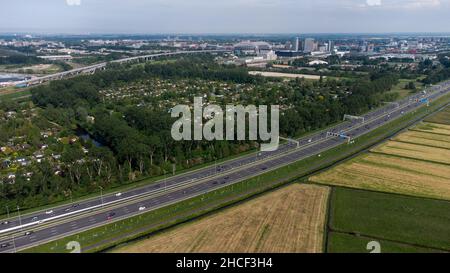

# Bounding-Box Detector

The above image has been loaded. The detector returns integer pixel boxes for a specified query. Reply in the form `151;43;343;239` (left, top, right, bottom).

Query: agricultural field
392;130;450;149
424;105;450;125
309;153;450;200
114;184;330;253
412;122;450;136
371;139;450;165
310;118;450;252
327;232;439;253
327;188;450;253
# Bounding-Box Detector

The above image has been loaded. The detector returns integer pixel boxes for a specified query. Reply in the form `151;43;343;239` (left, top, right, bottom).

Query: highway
0;80;449;252
16;49;229;86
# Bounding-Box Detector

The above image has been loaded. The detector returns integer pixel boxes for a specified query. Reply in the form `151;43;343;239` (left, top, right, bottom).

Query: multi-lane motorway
16;50;229;86
1;80;450;252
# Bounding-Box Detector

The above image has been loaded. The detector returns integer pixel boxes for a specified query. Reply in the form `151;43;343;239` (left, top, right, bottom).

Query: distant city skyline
1;0;450;34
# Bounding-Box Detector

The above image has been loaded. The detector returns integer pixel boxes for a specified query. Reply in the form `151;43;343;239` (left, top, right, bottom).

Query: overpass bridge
16;49;230;87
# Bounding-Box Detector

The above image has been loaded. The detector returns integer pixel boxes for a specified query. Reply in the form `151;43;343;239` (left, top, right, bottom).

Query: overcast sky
1;0;449;34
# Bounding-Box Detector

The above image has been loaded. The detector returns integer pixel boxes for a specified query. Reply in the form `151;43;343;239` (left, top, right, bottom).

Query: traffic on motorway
0;80;449;252
16;50;229;87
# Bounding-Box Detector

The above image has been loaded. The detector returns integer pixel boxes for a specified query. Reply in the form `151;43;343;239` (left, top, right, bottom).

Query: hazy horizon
1;0;450;34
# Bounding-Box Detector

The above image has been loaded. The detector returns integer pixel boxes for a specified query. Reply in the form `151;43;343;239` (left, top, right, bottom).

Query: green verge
328;187;450;252
327;232;443;253
424;106;450;125
23;92;450;253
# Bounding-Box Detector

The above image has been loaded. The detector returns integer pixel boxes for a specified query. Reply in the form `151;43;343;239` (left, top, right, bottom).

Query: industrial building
233;41;273;56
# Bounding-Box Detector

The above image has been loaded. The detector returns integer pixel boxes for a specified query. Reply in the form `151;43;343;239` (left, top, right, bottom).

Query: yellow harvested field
114;184;330;253
393;130;450;149
310;153;450;200
413;122;450;136
371;140;450;165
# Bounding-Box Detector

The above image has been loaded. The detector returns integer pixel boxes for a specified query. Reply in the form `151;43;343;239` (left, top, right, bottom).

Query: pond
75;127;104;147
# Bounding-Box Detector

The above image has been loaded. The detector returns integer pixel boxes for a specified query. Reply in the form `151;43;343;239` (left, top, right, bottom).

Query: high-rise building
304;38;316;53
328;40;334;52
294;37;300;52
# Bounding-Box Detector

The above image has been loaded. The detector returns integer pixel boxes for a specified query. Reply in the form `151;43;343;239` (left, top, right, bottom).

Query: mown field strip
371;140;450;165
114;184;330;253
413;122;450;136
310;153;450;201
400;129;450;143
391;139;450;150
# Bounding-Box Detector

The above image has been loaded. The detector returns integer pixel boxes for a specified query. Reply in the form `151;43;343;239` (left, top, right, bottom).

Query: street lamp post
17;206;22;232
164;170;167;192
5;205;9;220
98;186;104;207
12;233;16;253
69;189;73;206
214;157;217;176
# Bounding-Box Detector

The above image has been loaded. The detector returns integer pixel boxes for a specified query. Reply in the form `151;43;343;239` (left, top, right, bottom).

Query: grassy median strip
23;92;450;253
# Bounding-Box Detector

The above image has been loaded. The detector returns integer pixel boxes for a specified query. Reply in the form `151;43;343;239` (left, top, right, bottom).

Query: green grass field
0;89;31;101
424;106;450;125
387;78;424;99
327;232;442;253
327;187;450;252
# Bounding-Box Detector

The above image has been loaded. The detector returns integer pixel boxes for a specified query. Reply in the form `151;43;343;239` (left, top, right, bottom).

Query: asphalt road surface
1;81;449;252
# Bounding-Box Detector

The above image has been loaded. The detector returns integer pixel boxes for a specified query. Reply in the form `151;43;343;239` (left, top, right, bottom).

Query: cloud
400;0;441;8
366;0;382;6
66;0;81;6
354;0;444;9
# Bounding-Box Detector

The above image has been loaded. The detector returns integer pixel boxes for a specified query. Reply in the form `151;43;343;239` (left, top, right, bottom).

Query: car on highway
45;210;54;215
0;243;10;248
1;221;9;225
24;231;33;236
64;208;71;212
31;216;38;221
72;204;79;208
107;212;116;220
138;206;146;211
115;193;122;197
